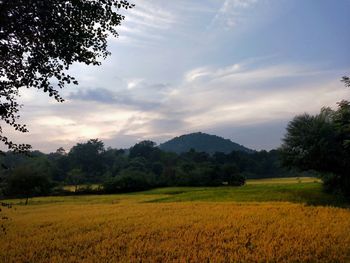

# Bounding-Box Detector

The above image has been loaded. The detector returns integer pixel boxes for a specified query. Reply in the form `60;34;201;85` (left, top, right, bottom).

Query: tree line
0;140;293;202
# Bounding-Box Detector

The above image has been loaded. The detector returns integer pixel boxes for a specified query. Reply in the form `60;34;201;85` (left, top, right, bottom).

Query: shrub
103;170;153;193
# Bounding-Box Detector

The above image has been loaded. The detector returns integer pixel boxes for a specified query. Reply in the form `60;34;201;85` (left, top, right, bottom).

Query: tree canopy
281;77;350;196
0;0;133;152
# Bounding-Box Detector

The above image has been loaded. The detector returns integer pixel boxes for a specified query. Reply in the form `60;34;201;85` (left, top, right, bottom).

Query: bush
228;173;246;186
322;173;350;198
103;170;153;193
222;164;246;186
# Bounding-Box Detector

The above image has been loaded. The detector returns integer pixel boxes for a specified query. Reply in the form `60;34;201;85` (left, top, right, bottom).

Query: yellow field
1;195;350;262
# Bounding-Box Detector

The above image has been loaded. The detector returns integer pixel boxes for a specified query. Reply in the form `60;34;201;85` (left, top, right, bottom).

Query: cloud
185;67;212;82
166;63;348;129
185;64;242;82
69;88;116;104
210;0;259;29
68;77;172;109
112;1;177;46
3;61;347;153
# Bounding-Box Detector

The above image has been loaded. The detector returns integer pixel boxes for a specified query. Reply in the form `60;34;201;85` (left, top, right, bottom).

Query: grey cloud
103;133;142;149
69;87;162;111
147;118;188;133
69;88;116;104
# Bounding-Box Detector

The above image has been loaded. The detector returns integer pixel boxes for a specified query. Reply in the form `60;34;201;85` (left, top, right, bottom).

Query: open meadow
1;177;350;262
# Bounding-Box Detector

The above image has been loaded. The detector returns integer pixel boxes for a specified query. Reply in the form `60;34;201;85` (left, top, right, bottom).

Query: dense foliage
281;77;350;197
0;138;292;198
4;165;52;204
0;0;133;152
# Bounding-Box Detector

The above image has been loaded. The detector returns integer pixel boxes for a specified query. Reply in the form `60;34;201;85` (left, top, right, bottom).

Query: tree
280;77;350;196
333;100;350;151
103;170;151;193
129;141;160;161
342;76;350;87
5;165;52;205
0;0;134;152
280;109;340;172
221;164;245;186
66;168;85;192
55;147;67;156
68;139;106;180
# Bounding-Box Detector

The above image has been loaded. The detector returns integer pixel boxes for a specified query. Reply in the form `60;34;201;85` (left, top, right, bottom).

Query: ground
1;177;349;262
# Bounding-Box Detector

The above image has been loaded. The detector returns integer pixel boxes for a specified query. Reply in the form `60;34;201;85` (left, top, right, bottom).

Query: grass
4;177;347;207
144;182;346;207
247;176;321;184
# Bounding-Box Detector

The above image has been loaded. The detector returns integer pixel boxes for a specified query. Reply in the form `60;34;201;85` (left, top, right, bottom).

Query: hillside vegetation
159;132;253;154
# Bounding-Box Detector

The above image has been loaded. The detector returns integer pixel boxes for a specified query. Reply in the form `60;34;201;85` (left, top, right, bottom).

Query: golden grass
63;184;101;192
1;198;350;263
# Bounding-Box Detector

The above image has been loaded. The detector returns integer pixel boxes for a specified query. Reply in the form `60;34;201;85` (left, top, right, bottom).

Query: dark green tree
103;170;151;193
129;141;161;161
281;109;340;172
68;139;106;180
280;77;350;196
221;164;243;185
66;168;85;192
5;165;52;205
47;148;70;181
0;0;133;152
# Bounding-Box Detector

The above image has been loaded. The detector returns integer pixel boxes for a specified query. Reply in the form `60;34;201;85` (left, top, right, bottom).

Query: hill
159;132;253;154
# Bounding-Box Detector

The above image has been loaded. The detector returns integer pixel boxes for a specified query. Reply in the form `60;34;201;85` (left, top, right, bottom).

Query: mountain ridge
159;132;254;154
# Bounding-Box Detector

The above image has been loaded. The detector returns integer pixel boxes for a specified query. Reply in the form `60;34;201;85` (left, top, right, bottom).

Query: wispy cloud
154;62;348;142
210;0;259;29
113;1;177;46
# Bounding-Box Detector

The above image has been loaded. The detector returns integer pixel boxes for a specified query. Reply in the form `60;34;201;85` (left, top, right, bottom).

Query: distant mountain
159;132;253;154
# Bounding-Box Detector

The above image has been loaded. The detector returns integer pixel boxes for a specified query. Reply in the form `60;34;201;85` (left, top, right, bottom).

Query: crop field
1;177;350;262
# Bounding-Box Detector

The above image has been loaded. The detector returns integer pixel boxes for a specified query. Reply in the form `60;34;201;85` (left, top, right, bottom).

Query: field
1;177;350;262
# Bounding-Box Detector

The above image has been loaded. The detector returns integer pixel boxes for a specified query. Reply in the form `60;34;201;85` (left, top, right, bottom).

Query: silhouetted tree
281;109;341;171
103;170;151;193
66;168;85;192
68;139;106;180
0;0;134;152
5;165;52;204
281;77;350;196
129;140;160;161
342;76;350;87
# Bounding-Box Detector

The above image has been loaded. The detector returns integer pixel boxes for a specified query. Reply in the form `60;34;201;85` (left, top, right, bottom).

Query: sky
5;0;350;152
